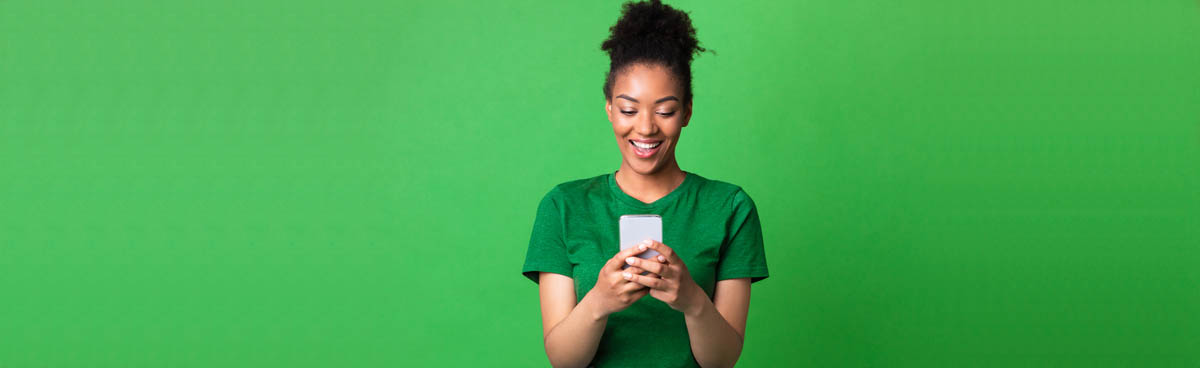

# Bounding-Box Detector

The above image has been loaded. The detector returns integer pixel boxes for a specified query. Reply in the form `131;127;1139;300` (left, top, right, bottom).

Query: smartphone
619;214;662;270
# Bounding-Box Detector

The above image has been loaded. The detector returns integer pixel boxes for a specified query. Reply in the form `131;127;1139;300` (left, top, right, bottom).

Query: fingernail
658;255;666;262
625;257;636;265
641;239;652;245
622;272;632;279
638;244;647;251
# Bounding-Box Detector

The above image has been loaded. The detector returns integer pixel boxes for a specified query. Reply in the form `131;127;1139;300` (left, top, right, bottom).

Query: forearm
543;290;608;368
683;294;744;368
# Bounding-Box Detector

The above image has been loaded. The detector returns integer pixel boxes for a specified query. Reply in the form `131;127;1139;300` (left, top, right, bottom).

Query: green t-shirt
521;171;769;368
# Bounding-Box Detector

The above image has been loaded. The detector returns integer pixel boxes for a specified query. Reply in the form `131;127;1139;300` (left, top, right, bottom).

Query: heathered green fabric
522;171;768;367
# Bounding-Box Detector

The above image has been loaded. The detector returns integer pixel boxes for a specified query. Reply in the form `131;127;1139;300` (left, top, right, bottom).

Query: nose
634;112;659;136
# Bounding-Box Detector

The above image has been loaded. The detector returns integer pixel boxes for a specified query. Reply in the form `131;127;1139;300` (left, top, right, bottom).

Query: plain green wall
2;0;1198;366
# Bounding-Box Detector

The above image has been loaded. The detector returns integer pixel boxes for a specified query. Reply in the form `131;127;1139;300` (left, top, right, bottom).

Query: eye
621;110;636;116
657;111;676;117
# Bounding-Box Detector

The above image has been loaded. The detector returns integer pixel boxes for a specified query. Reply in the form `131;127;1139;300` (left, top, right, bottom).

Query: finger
608;244;650;271
620;285;650;303
624;256;667;277
645;240;680;264
618;267;659;284
621;268;661;281
620;278;647;293
622;266;649;277
629;287;650;300
624;271;664;290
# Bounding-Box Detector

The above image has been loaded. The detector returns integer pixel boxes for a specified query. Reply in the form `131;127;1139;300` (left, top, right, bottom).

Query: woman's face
605;63;692;176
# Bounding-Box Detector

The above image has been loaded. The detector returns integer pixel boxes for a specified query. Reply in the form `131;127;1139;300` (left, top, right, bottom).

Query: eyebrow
616;94;679;104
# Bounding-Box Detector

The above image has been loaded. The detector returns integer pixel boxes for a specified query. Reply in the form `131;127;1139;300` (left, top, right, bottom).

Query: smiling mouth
629;139;663;158
630;140;662;149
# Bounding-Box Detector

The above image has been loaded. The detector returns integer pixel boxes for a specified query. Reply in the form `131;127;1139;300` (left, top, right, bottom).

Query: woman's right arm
539;272;606;368
539;246;659;368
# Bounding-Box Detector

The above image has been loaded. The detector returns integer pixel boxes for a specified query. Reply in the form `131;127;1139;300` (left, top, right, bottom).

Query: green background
2;0;1197;366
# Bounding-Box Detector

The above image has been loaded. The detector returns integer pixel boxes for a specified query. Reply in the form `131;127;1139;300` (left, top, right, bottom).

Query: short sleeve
716;189;769;283
521;188;574;284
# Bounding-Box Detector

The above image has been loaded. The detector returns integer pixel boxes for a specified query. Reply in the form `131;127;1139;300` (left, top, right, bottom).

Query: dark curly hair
601;0;710;104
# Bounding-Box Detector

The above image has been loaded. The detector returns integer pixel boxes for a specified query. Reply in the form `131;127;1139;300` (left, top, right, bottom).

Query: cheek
611;118;633;135
661;121;684;139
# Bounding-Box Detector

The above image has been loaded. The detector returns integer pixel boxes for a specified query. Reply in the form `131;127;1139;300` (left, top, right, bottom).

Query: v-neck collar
608;170;694;210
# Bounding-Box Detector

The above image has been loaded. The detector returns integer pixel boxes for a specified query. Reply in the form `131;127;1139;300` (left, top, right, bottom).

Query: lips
629;139;663;158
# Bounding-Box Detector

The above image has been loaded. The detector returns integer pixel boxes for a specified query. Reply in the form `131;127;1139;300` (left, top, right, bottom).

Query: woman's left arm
623;240;750;368
681;278;749;368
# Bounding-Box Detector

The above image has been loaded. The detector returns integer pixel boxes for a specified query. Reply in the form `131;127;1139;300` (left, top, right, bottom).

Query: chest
561;207;728;301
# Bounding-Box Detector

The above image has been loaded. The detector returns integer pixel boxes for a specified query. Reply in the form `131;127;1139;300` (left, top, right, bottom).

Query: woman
521;1;768;367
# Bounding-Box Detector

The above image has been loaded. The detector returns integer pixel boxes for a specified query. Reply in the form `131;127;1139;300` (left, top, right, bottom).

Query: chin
625;157;662;175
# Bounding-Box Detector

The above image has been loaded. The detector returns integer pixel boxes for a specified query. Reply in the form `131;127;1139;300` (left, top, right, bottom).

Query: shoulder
537;173;610;204
551;173;609;195
688;172;755;209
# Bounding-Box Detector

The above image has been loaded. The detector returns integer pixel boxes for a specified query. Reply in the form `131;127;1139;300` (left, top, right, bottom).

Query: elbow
732;338;745;366
543;343;588;368
543;341;562;368
546;356;588;368
697;359;739;368
697;342;743;368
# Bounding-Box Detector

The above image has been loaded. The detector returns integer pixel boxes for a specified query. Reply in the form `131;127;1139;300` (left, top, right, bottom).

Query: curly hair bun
601;0;708;102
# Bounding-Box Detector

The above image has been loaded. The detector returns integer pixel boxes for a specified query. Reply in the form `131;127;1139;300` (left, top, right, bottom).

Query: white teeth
631;140;662;149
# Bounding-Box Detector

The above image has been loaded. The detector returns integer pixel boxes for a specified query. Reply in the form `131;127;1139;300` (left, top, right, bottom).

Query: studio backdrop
1;0;1197;366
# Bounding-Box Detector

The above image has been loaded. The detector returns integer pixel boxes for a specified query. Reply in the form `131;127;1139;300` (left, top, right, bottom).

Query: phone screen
619;214;662;269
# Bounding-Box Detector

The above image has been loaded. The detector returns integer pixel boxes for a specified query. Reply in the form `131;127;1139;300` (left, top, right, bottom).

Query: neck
614;158;686;203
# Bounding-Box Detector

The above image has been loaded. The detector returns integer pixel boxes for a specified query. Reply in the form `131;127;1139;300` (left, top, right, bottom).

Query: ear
605;98;614;123
681;101;692;128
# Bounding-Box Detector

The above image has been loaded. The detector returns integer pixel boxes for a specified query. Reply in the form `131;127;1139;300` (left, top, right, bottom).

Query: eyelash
621;111;676;117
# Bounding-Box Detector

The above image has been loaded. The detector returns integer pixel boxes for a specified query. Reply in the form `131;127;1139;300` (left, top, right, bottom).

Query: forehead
612;63;681;100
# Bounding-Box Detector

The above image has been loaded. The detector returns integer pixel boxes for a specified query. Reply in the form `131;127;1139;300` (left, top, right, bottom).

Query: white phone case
619;214;662;269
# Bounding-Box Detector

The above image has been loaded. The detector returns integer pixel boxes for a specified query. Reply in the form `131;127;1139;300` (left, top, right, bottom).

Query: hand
622;240;705;316
588;243;661;318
